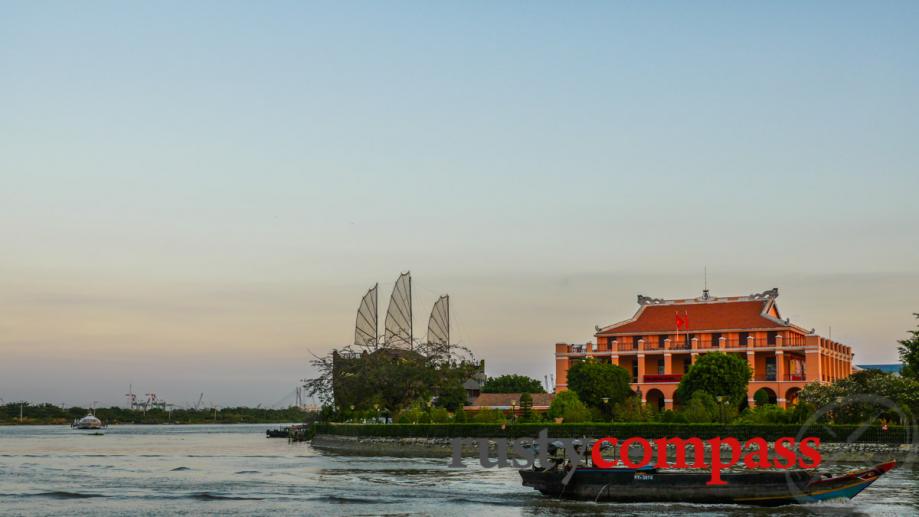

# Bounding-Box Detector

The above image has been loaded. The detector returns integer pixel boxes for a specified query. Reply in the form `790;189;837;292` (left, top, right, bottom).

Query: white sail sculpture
384;272;413;349
427;295;450;347
354;283;379;348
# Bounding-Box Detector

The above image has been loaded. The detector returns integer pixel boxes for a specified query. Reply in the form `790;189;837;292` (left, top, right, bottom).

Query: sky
1;1;918;407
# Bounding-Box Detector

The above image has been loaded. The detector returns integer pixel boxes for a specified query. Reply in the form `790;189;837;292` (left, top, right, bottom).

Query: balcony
753;374;777;382
643;374;684;383
669;341;691;350
784;373;806;381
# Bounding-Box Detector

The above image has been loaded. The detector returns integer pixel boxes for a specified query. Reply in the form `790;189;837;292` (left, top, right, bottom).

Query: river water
0;425;916;516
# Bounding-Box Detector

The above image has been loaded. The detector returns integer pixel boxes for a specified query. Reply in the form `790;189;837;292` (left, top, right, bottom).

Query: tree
519;392;533;420
681;390;716;423
481;374;545;393
611;395;652;422
547;391;591;423
434;379;469;412
566;359;632;415
304;341;479;420
898;313;919;380
675;352;751;408
800;368;919;424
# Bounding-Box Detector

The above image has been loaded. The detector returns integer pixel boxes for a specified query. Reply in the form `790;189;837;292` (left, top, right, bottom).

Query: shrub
612;395;652;422
548;391;591;423
453;408;467;423
430;407;451;423
472;408;506;423
681;391;716;423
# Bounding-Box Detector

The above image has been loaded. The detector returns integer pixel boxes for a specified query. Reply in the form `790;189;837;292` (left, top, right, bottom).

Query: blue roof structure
856;364;903;375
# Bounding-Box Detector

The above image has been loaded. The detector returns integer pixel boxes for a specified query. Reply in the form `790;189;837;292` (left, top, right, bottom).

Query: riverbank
0;403;313;426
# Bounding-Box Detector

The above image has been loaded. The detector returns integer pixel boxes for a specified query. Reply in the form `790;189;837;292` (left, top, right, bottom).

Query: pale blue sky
1;2;917;406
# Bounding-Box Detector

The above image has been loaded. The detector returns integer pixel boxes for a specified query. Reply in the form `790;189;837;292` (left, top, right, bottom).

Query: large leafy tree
675;352;751;408
304;341;478;417
898;313;919;380
566;359;632;413
481;374;545;393
547;390;591;423
799;369;919;424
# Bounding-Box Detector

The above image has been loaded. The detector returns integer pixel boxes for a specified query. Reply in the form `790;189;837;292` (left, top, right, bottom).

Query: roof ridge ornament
637;294;666;305
749;288;779;300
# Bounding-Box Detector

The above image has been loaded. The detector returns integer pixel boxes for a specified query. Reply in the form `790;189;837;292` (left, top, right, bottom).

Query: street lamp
601;397;610;420
510;400;518;422
715;396;726;424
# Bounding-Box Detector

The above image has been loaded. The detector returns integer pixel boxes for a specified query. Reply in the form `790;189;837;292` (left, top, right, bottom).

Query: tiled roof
597;298;789;335
466;392;554;408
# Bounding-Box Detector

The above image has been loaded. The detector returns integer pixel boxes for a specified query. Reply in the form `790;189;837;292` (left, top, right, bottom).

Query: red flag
675;311;687;330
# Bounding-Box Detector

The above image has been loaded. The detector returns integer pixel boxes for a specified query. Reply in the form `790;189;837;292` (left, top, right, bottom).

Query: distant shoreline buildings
554;288;854;410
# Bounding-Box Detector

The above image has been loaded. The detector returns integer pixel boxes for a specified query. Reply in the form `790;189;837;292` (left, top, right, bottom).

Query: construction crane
194;393;204;411
125;384;138;410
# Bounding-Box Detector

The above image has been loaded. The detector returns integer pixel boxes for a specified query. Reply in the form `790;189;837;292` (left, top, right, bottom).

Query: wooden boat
519;460;896;506
266;427;290;438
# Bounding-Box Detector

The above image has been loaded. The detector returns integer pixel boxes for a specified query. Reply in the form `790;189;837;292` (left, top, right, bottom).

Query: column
776;350;785;382
747;350;756;378
637;353;646;384
611;355;619;366
747;335;755;349
664;352;673;375
719;336;726;351
775;351;786;408
691;352;699;364
804;336;821;382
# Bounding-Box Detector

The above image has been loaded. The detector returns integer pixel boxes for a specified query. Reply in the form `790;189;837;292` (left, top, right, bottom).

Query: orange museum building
554;289;854;410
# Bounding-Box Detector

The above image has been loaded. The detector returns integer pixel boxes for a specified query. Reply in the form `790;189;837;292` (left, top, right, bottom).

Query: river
0;425;916;516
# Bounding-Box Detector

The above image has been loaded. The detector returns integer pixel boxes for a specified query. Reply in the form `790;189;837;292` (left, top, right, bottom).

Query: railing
724;339;743;348
785;373;806;381
669;341;691;350
696;340;715;349
753;374;777;382
642;374;684;383
616;343;635;352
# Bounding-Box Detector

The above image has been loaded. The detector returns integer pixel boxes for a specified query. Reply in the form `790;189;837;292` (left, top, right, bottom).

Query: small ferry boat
71;413;104;430
519;442;896;506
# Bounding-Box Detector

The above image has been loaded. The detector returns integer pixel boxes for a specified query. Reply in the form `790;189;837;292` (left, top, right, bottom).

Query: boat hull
519;461;895;507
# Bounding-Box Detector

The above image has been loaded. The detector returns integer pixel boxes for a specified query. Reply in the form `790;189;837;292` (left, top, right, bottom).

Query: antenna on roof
702;266;710;300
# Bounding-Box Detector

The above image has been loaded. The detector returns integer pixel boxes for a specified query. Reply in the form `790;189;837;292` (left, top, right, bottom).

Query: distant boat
71;413;104;430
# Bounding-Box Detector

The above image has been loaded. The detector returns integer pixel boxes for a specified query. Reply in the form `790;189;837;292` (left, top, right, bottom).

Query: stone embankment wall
310;434;917;464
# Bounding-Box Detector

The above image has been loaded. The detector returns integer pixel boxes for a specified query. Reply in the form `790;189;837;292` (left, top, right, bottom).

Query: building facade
554;289;854;410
